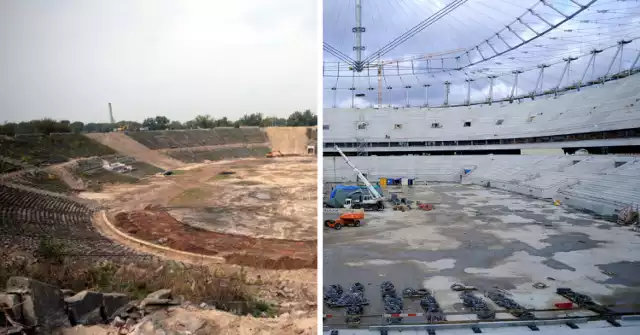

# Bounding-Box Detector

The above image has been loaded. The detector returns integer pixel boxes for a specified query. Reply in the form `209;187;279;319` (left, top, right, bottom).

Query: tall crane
334;145;382;201
368;48;465;106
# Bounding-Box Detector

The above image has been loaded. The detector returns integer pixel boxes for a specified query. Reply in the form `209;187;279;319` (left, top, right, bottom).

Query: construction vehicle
324;209;365;230
334;145;385;211
266;150;284;158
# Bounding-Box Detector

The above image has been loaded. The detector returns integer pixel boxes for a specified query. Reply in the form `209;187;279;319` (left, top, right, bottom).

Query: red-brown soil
113;207;317;270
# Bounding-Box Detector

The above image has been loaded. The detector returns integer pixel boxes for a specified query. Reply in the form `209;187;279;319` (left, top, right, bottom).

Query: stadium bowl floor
323;183;640;326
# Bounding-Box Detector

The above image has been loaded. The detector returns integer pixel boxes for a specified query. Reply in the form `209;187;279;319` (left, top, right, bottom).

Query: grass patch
80;169;140;192
168;168;202;175
129;162;163;177
170;187;210;205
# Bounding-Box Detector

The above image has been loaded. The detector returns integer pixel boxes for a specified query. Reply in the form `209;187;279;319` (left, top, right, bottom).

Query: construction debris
380;281;403;324
420;294;446;323
101;160;134;173
324;283;369;308
459;291;495;320
450;283;477;291
402;287;430;298
486;290;534;319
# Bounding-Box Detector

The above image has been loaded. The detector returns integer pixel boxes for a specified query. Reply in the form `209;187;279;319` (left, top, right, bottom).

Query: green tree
0;122;17;136
286;110;316;126
168;121;183;129
214;117;232;127
154;116;170;130
193;114;214;129
70;121;84;134
142;118;156;130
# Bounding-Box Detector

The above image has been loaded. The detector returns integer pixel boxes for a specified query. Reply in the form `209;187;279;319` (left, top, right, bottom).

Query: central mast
353;0;365;72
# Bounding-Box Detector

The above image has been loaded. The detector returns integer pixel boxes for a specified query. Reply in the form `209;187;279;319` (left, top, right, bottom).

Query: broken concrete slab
139;297;181;314
145;288;172;300
6;276;70;331
0;292;22;323
102;293;129;321
65;290;104;325
61;289;76;298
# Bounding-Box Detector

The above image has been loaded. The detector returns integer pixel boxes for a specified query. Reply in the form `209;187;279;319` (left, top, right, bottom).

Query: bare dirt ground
112;208;316;269
85;132;182;170
265;127;313;155
85;157;317;240
85;156;317;302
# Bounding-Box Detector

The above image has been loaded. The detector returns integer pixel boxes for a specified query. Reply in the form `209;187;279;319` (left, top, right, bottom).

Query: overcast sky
0;0;318;123
323;0;640;108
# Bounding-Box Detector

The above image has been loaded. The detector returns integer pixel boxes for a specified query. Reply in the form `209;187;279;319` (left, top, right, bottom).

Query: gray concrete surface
323;184;640;326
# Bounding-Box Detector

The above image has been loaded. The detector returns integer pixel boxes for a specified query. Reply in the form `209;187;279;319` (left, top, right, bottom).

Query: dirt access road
86;132;182;170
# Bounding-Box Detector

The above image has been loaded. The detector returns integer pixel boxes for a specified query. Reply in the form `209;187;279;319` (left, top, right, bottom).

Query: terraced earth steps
3;182;100;210
164;145;271;163
125;128;269;150
0;134;116;167
85;133;182;170
0;156;31;173
9;170;73;194
0;184;146;258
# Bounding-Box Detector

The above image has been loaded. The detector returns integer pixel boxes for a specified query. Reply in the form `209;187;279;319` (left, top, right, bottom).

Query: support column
444;81;451;106
352;0;366;72
510;70;523;101
465;79;474;105
404;85;412;107
488;75;497;105
423;84;430;107
331;87;337;108
535;64;549;96
349;87;356;108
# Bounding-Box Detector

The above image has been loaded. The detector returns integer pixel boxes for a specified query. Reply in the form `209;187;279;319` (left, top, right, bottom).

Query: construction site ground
83;156;316;262
77;156;317;325
322;183;640;326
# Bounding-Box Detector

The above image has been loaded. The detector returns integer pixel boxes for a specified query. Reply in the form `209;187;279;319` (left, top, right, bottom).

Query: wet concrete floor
323;184;640;326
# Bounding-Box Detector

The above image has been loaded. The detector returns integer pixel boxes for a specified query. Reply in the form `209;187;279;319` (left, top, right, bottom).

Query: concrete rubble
5;276;70;334
0;277;132;334
0;277;316;335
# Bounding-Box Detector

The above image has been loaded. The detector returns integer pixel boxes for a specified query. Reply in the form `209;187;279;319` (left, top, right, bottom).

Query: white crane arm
334;145;383;200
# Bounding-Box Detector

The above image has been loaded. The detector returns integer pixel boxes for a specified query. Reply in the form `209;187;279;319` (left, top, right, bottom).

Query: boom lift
334;145;385;211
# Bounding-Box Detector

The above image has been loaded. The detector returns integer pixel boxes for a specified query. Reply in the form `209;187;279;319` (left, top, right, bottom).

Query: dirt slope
85;133;182;170
265;127;312;155
46;160;87;191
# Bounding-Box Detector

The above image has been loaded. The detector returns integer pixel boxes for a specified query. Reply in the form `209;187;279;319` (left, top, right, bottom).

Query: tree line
0;110;316;136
